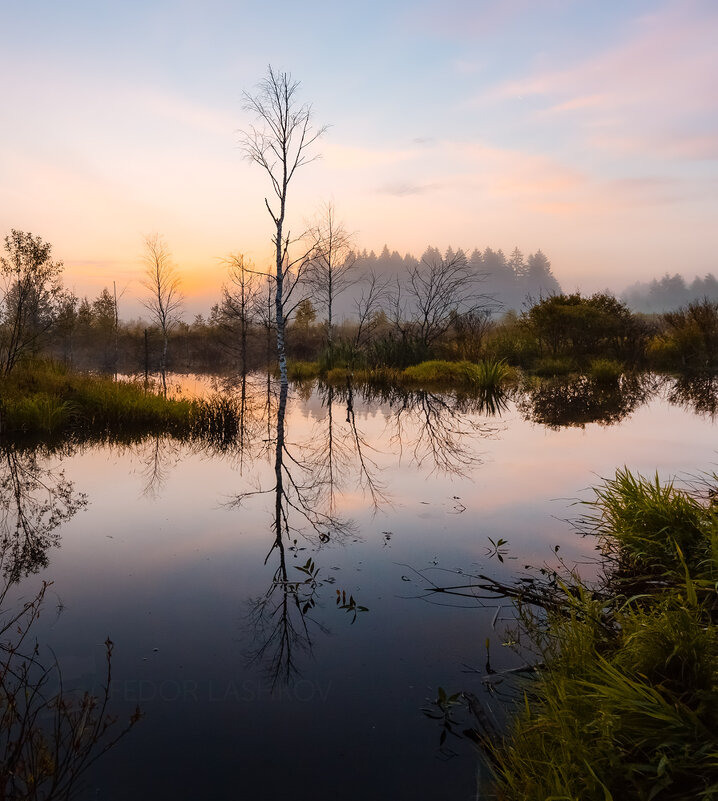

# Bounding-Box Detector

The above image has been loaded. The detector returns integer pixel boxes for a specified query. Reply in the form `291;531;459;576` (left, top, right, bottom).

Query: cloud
378;181;443;196
483;0;718;160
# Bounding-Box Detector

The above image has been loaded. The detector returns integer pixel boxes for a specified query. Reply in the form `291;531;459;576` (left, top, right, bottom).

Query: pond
2;373;718;800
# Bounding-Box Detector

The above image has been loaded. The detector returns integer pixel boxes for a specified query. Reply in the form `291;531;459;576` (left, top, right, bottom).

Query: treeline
5;228;718;380
348;244;561;317
622;272;718;313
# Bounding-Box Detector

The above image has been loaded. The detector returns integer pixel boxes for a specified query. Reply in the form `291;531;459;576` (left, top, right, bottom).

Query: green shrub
287;361;320;381
533;356;576;377
589;358;623;383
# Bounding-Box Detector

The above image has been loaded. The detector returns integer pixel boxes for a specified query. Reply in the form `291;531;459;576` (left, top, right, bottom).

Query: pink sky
1;0;716;317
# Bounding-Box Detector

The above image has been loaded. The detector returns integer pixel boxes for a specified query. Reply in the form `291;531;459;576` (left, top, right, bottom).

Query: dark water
3;374;718;800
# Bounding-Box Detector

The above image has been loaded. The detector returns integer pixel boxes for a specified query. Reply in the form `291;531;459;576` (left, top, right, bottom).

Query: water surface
3;374;717;800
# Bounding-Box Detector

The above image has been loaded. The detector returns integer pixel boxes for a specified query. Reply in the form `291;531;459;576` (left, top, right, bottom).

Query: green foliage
589;358;623;383
365;336;430;369
660;299;718;372
287;360;320;381
533;355;576;377
401;359;510;390
484;313;540;368
318;340;366;372
585;468;715;580
0;360;197;439
489;469;718;801
524;293;644;363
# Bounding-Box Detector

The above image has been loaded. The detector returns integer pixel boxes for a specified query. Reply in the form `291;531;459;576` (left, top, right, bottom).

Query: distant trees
240;66;326;388
623;273;718;313
0;230;68;375
353;244;561;315
141;234;183;393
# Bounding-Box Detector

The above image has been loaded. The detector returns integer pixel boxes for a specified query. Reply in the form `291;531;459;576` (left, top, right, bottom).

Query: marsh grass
0;360;242;444
533;355;576;377
589;358;623;383
483;468;718;801
287;360;321;382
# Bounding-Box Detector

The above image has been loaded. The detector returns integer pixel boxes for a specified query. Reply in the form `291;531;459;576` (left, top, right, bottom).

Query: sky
1;0;717;317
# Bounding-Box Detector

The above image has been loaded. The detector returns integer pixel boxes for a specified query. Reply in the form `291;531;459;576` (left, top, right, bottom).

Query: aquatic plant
427;468;718;800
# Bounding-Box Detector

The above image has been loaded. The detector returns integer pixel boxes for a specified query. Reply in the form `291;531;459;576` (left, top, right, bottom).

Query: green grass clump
589;358;623;383
533;355;576;377
488;468;718;801
0;360;195;438
494;596;718;800
400;359;510;390
287;361;320;382
586;468;715;580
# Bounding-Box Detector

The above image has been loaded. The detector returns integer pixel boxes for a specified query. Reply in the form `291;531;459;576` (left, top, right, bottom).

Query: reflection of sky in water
8;377;718;800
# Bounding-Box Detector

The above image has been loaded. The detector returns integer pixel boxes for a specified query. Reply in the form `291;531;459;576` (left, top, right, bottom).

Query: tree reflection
0;445;138;799
667;373;718;419
235;380;372;686
340;384;502;476
0;445;87;584
516;374;656;430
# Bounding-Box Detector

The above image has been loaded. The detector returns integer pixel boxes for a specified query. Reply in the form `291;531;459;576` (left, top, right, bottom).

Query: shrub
589;358;623;383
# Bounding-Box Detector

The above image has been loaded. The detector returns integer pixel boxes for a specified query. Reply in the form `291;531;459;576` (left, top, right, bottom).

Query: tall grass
486;468;718;801
401;359;510;390
0;360;198;439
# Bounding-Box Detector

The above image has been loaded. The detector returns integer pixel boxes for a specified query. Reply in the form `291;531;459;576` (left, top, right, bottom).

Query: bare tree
392;248;492;350
353;271;391;349
219;253;263;373
141;234;183;395
239;65;327;388
304;202;356;350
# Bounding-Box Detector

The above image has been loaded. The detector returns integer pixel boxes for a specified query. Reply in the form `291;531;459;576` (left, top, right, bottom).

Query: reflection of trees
667;374;718;419
0;598;140;800
0;446;138;799
307;382;388;514
516;375;656;430
342;384;501;476
0;445;87;584
136;435;177;498
235;381;369;686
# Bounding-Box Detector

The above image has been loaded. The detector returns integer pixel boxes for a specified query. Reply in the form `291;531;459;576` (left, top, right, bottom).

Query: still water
3;374;718;800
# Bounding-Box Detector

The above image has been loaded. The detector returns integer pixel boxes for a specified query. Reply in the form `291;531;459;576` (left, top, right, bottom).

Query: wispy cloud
378;181;443;196
483;0;718;159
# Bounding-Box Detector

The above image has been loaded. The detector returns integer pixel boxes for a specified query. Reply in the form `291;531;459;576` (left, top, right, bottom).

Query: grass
286;360;321;381
589;358;624;383
0;360;241;444
533;355;577;377
485;468;718;801
320;359;512;392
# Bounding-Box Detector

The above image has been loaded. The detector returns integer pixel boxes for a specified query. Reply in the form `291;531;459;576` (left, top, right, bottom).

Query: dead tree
392;248;492;350
141;234;183;395
304;202;356;350
239;66;326;388
219;253;263;373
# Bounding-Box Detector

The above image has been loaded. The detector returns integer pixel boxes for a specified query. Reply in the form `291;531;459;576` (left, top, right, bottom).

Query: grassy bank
487;469;718;800
0;361;239;443
293;358;515;391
